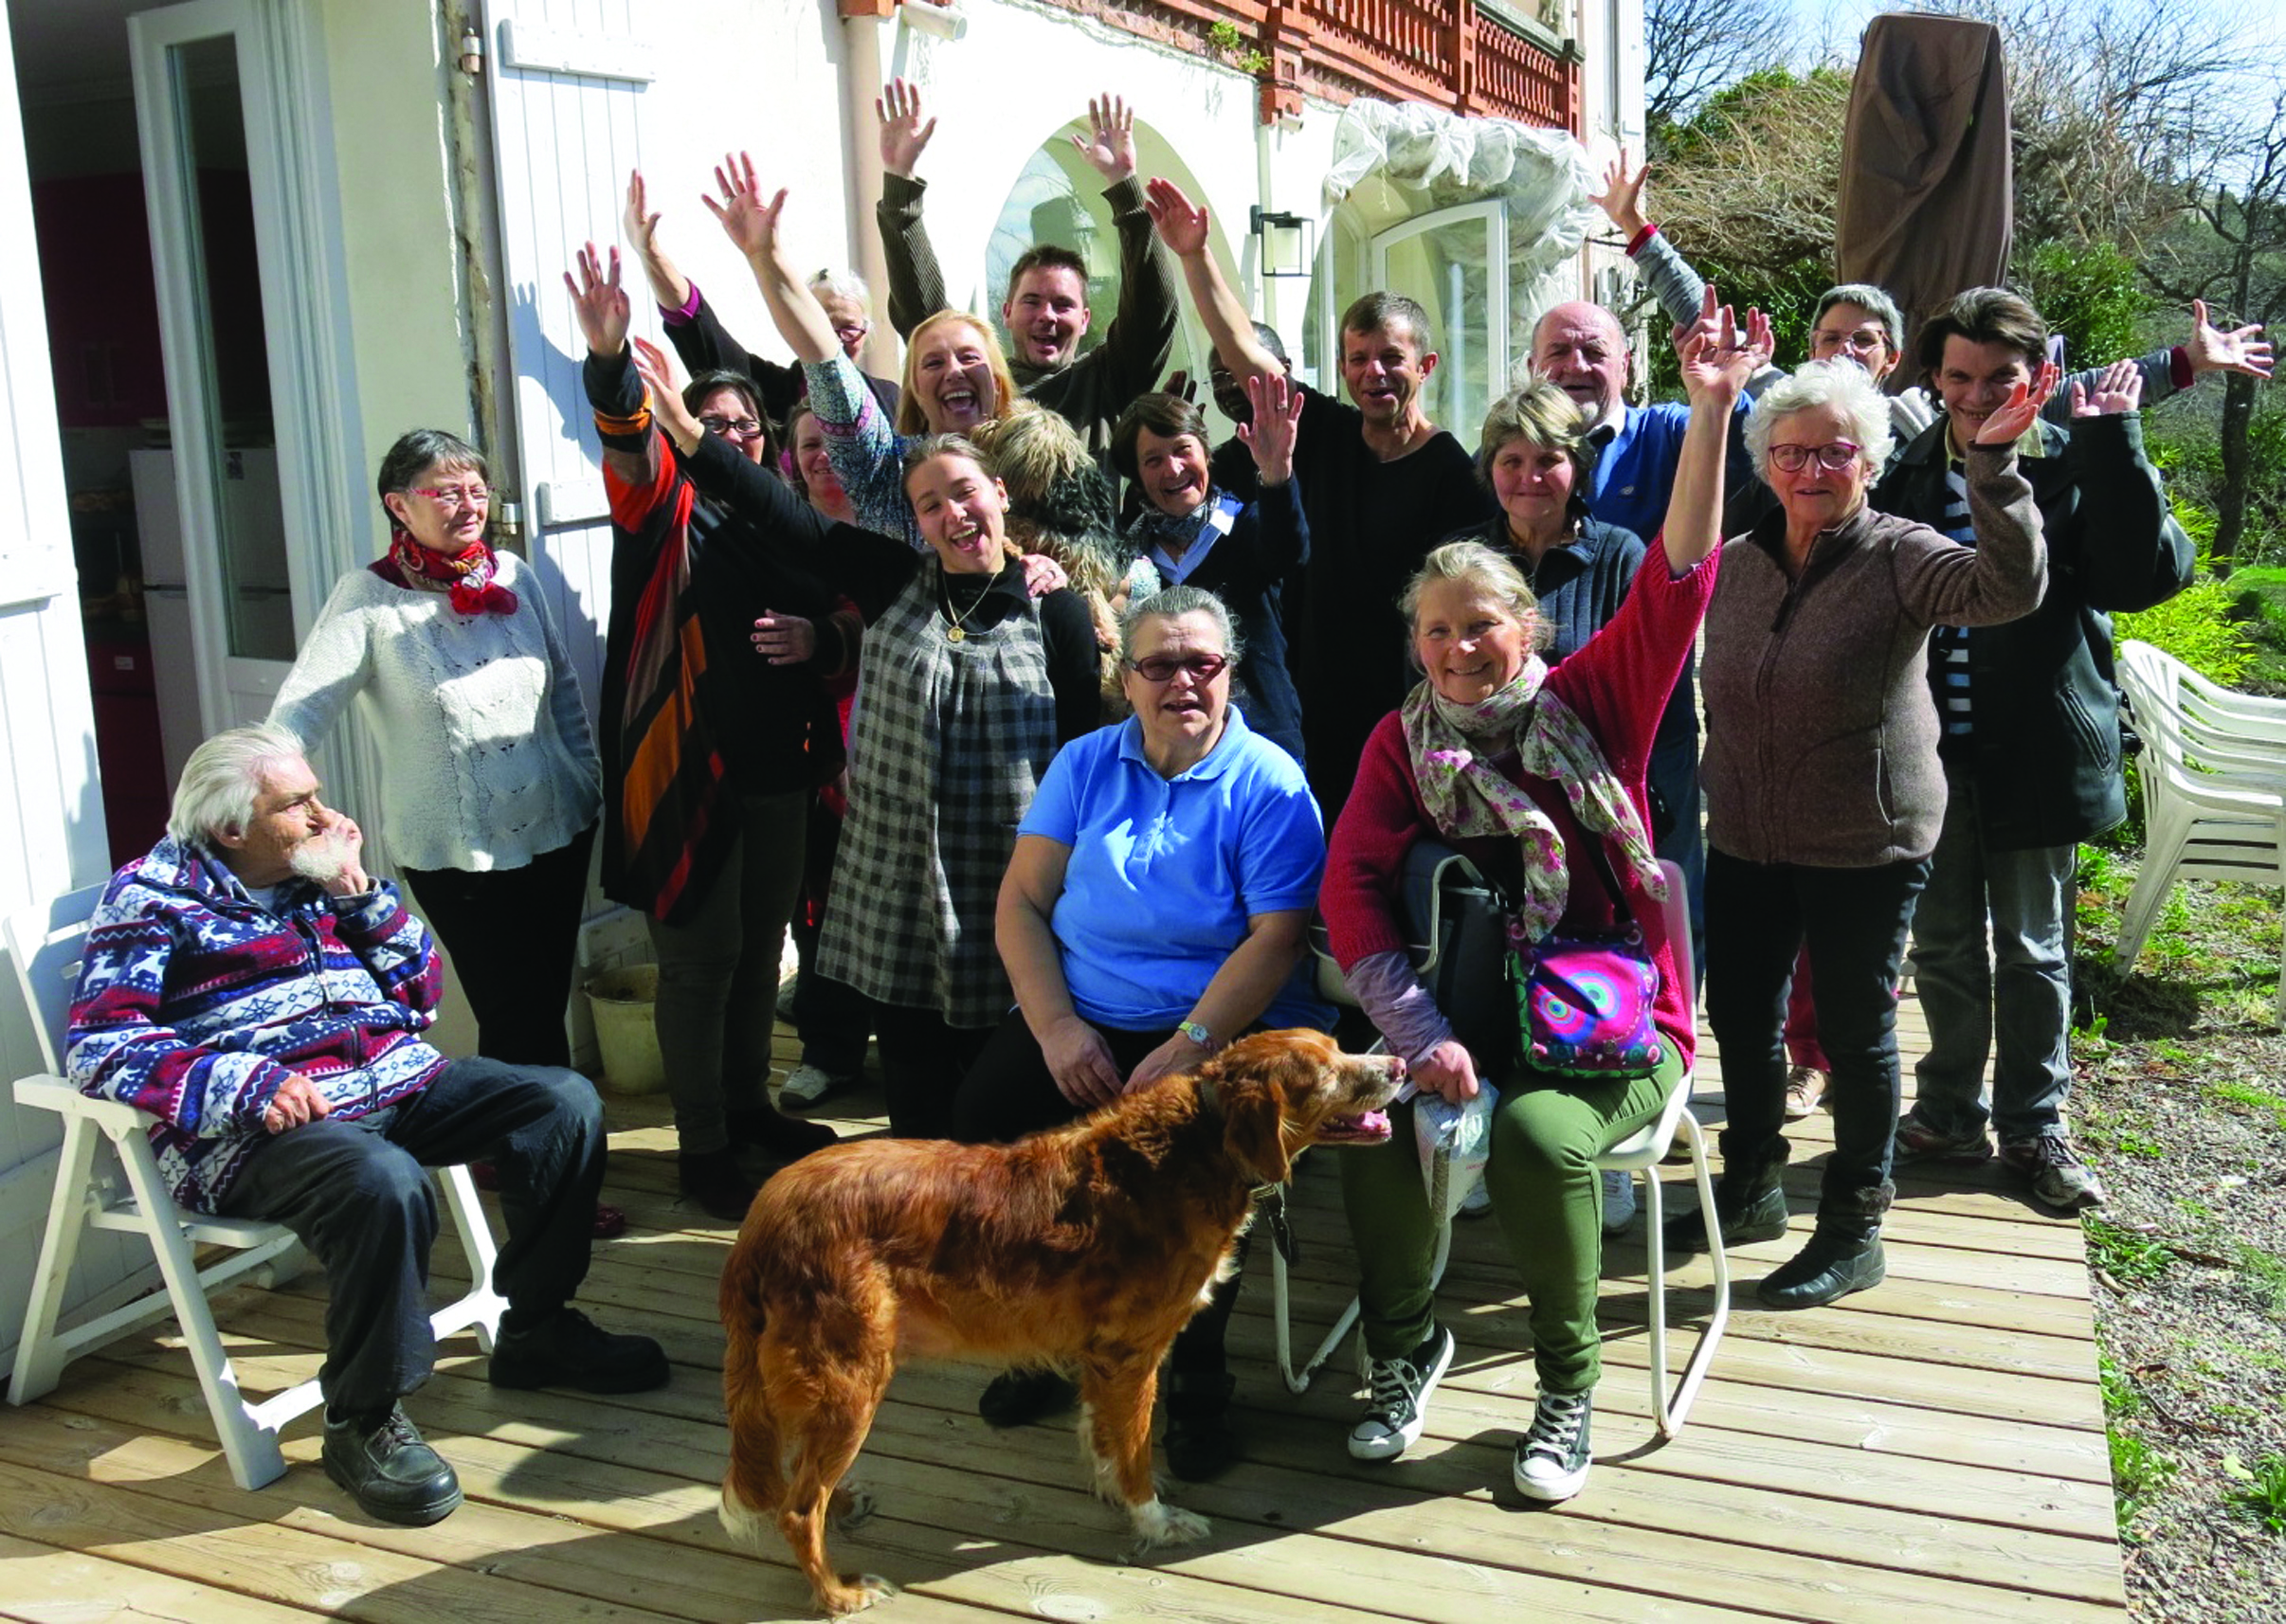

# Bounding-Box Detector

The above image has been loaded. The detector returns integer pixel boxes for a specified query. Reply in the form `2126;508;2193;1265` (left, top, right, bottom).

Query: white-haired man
67;724;665;1527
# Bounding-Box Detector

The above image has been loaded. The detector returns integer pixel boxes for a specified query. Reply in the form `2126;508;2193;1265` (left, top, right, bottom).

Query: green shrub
2116;576;2257;686
2022;242;2151;371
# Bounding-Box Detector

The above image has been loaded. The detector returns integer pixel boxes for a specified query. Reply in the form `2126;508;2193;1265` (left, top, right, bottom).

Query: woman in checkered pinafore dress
661;406;1103;1138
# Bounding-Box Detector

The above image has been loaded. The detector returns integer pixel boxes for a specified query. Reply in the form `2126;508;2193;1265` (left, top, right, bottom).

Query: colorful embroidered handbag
1506;842;1664;1079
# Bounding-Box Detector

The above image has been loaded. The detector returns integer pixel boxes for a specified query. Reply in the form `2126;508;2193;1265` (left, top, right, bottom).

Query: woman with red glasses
1672;355;2050;1310
952;584;1334;1477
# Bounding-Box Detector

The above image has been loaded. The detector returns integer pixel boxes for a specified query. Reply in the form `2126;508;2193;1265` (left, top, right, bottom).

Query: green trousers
1338;1047;1680;1394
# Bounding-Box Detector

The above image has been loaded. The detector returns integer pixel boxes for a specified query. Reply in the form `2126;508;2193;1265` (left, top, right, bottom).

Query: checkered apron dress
817;566;1058;1026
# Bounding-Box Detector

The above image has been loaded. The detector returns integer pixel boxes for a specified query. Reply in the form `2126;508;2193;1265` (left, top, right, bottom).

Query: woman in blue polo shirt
953;583;1334;1478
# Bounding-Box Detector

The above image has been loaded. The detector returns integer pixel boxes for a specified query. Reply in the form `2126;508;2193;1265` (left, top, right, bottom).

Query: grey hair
1399;540;1554;659
1744;359;1896;489
1814;282;1904;353
1119;586;1243;667
168;722;308;846
808;268;872;310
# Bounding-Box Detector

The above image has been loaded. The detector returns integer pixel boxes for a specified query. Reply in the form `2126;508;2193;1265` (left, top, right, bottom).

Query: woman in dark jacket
571;245;841;1221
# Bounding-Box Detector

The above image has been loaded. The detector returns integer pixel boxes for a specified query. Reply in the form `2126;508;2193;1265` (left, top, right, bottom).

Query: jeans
1704;846;1927;1230
1339;1052;1677;1392
1910;769;2076;1142
645;790;807;1155
402;823;595;1068
218;1058;605;1415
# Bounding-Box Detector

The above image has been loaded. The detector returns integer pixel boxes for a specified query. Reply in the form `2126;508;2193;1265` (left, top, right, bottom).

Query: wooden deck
0;994;2128;1622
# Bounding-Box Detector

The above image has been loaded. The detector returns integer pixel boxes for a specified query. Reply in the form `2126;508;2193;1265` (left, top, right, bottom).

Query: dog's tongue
1355;1109;1390;1136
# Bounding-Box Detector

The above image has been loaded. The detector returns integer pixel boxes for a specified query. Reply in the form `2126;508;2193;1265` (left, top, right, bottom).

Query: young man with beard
1145;178;1495;812
874;79;1177;452
67;725;663;1528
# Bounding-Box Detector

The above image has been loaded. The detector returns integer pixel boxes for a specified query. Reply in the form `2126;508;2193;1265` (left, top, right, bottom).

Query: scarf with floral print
1401;658;1666;940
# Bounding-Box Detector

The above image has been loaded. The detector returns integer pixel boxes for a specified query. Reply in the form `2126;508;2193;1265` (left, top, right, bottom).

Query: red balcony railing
925;0;1579;133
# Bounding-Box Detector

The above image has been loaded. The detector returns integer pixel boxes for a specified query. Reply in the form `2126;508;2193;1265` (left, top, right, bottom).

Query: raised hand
1143;176;1209;258
1972;359;2062;446
1675;287;1762;404
1237;371;1302;485
563;241;630;355
1072;94;1137;184
2186;298;2275;380
876;78;935;178
624;169;662;258
701;152;786;260
2069;357;2145;418
1589;147;1650;238
630;335;702;447
1158;368;1200;404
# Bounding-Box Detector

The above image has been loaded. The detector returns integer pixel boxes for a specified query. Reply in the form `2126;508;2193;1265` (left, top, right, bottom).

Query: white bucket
585;965;665;1095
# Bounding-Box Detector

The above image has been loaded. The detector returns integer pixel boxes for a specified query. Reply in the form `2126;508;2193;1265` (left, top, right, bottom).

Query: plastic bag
1412;1076;1500;1221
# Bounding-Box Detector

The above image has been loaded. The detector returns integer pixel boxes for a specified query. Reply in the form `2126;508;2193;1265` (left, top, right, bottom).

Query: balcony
982;0;1580;131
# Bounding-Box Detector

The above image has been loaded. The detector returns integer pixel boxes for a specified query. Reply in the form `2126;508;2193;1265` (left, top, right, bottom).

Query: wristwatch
1176;1019;1215;1051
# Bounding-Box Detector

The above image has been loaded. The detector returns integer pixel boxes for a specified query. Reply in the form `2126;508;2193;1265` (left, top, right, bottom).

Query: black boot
1756;1224;1886;1308
1663;1161;1789;1253
978;1367;1079;1428
727;1103;838;1162
1163;1370;1240;1481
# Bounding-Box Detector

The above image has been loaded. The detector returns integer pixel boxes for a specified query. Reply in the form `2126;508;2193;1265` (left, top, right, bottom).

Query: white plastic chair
6;884;506;1489
2114;641;2286;1024
1278;857;1728;1440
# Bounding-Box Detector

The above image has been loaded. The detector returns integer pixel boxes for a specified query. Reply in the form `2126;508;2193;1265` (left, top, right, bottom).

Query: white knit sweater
269;552;602;873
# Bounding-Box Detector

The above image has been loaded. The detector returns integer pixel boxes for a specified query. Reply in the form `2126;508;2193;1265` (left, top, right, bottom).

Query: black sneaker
1162;1369;1239;1482
321;1404;462;1525
1662;1174;1788;1253
1513;1388;1593;1503
1756;1227;1886;1309
488;1307;670;1394
1347;1325;1455;1461
678;1146;759;1223
978;1368;1079;1428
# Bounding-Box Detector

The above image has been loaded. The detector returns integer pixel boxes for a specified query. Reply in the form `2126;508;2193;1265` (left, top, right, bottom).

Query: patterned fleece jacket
66;837;449;1211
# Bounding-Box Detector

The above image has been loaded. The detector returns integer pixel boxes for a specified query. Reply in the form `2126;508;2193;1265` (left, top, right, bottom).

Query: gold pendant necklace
940;572;982;643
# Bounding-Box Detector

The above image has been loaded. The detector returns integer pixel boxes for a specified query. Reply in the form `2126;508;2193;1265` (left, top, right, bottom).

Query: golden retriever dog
717;1028;1403;1615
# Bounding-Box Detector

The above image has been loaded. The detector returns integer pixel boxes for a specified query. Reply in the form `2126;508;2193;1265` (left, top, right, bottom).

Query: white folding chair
6;885;506;1489
1275;857;1729;1442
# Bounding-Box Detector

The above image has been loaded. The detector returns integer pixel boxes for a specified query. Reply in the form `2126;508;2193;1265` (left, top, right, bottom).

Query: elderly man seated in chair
65;723;666;1526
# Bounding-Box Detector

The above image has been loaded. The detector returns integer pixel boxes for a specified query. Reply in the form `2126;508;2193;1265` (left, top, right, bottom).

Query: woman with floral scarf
1317;308;1765;1505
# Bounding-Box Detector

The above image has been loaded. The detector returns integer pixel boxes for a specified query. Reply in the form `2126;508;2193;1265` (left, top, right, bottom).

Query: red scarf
378;531;518;616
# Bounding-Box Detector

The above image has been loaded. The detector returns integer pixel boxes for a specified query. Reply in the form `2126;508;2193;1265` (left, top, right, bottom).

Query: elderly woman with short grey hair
952;583;1334;1476
1674;355;2053;1311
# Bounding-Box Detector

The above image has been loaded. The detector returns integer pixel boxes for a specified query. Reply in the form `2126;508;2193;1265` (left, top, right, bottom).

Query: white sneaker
1458;1180;1493;1218
1514;1388;1593;1502
1347;1326;1455;1461
1600;1168;1638;1235
778;1063;849;1107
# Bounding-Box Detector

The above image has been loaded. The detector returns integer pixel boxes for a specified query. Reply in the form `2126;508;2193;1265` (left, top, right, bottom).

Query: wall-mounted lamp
903;0;970;42
458;26;484;75
1249;206;1315;278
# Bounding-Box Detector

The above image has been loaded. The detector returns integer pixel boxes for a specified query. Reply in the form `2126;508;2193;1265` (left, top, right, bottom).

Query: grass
2208;1079;2286;1131
2229;1241;2286;1315
2113;1428;2178;1536
2222;1453;2286;1536
2087;1215;2176;1284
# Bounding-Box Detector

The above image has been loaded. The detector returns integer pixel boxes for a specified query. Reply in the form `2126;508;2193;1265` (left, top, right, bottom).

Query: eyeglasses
1810;328;1890;357
411;483;491;510
699;414;765;440
1126;652;1230;684
1768;442;1863;473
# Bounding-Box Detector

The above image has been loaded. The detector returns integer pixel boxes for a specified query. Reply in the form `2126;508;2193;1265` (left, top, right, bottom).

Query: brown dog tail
718;1243;788;1519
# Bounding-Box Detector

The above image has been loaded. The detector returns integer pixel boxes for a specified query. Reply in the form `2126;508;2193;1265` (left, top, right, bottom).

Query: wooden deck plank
2;1007;2129;1621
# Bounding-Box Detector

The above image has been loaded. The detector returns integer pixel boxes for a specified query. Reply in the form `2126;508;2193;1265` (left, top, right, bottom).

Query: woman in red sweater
1318;309;1762;1504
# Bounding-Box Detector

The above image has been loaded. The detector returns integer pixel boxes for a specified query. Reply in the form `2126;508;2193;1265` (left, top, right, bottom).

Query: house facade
0;0;1640;1361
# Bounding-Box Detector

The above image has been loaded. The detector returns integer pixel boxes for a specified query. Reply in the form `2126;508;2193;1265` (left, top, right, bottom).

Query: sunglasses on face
1768;441;1862;473
1125;652;1230;684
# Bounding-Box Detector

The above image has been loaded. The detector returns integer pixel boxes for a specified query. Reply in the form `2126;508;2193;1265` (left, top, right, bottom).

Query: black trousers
217;1058;606;1415
1704;846;1928;1231
955;1008;1243;1378
875;1009;993;1140
400;823;595;1069
789;795;875;1077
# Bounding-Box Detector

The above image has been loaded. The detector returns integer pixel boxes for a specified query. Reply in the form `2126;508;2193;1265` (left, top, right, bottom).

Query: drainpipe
839;0;898;379
1254;113;1278;337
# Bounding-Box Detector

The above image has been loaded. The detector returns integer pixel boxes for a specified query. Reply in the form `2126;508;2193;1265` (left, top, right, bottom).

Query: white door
1370;202;1510;442
481;0;656;709
127;0;365;779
